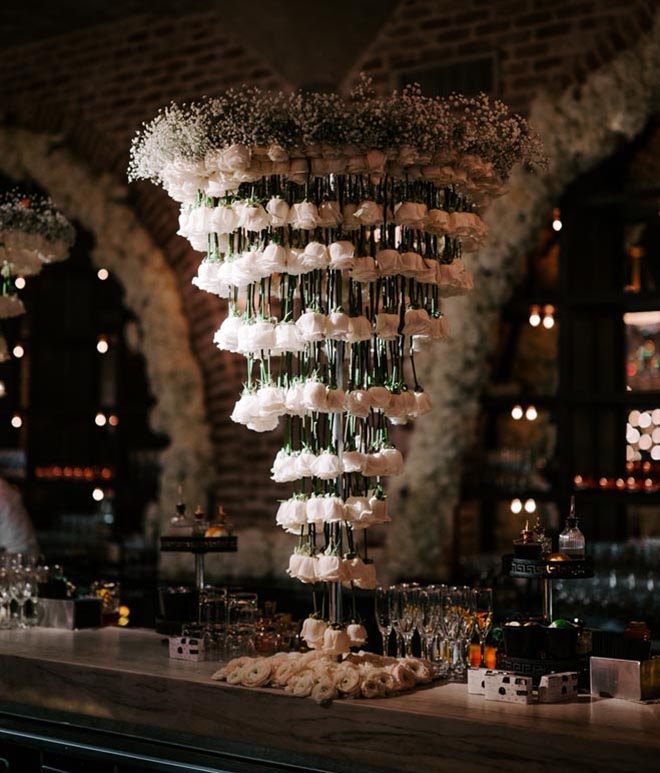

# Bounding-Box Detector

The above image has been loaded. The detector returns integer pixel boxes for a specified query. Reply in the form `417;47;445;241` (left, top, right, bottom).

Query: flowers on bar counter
212;650;435;704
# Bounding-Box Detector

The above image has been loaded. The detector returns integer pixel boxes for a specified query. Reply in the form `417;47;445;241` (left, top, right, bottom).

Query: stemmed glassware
0;570;11;629
375;586;393;656
471;588;493;668
418;587;441;661
396;584;420;658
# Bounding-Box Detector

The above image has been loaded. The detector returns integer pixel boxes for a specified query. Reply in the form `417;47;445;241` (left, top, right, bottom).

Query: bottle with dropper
558;495;585;559
170;485;189;530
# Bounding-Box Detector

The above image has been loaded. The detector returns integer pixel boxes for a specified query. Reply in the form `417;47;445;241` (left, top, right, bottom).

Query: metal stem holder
329;341;345;625
542;578;553;624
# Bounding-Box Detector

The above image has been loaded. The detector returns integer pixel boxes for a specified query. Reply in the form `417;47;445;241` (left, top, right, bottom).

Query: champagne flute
472;588;493;667
0;570;11;629
374;586;393;656
419;588;441;661
398;584;420;658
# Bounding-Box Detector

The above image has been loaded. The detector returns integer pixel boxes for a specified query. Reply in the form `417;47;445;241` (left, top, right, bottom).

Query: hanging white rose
306;496;345;524
341;450;366;473
312;452;343;480
346;315;372;343
246;414;279;433
284;248;306;276
296;311;327;342
239;203;270;232
288;201;320;230
344;496;371;523
376;249;401;276
354;200;383;226
213;314;243;352
367;385;392;412
230;391;260;426
413;391;433;417
261;243;288;274
346;389;372;418
380;447;405;476
362;452;390;478
326;311;350;341
429;314;450;341
266;196;290;227
295;450;317;478
374;312;399;340
402;308;431;337
394;202;427;229
322;626;351;655
369;495;390;525
399;251;425;278
222;143;251;171
437;260;474;297
284;381;307;417
317;555;348;583
300;241;329;271
288;552;318;584
301;616;327;649
318;200;343;228
271;450;300;483
209;205;238;234
350;256;379;283
325;387;347;414
302;379;329;412
272;322;305;355
256;384;286;417
416;258;438;284
328;241;355;270
346;622;368;646
342;203;361;230
354;562;377;590
426;209;451;235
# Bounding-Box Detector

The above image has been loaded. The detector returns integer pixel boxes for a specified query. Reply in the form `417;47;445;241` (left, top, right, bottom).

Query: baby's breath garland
129;77;543;655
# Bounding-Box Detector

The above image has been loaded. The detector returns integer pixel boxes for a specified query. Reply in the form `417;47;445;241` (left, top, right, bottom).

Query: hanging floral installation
130;77;544;656
0;189;75;358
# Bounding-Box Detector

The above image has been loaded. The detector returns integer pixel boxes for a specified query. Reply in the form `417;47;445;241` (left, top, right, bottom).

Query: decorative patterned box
467;668;503;695
538;672;579;703
484;672;533;704
169;635;206;662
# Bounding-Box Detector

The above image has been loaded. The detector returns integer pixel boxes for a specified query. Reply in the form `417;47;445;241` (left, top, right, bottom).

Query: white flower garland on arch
0;126;214;562
382;10;660;580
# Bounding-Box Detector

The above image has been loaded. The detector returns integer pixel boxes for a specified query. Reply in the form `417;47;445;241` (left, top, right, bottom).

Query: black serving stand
160;535;238;594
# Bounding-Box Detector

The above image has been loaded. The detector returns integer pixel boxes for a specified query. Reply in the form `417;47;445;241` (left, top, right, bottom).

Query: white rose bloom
313;452;343;480
266;196;290;227
346;315;372;343
223;143;251;171
426;209;451;236
213;314;243;352
185;206;209;237
302;380;329;412
344;497;371;523
374;312;400;340
325;387;347;414
267;144;289;163
288;201;320;230
318;200;343;228
288;553;318;584
416;258;438;284
346;623;368;646
448;211;482;237
237;320;275;354
261;243;288;274
354;562;377;590
300;617;327;648
347;155;366;175
437;260;474;297
376;249;401;276
362;452;390;478
229;252;261;288
300;241;329;271
239;204;270;232
288;158;309;184
296;310;327;342
187;232;209;252
322;626;351;655
429;315;450;341
230;391;259;425
326;311;350;341
285;247;306;276
341;556;368;587
246;414;279;433
295;450;317;478
307;496;345;524
413;391;433;417
399;251;425;278
276;498;308;533
394;202;427;229
342;450;366;473
317;555;347;583
350;256;379;283
272;322;305;355
402;308;431;337
209;205;238;234
271;450;300;483
342;203;361;230
346;389;372;419
285;382;308;417
354;200;383;226
380;447;405;476
384;392;408;421
205;177;228;198
256;385;286;417
369;495;391;525
328;241;355;270
366;149;387;176
367;385;392;412
192;261;228;295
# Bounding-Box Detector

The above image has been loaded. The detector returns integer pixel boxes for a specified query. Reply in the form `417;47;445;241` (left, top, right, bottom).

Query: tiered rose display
130;77;544;654
0;190;74;357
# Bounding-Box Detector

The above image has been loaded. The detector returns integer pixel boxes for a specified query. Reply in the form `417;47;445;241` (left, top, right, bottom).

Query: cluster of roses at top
271;447;404;483
277;492;390;533
179;196;488;252
288;550;377;588
215;310;450;363
193;243;474;295
0;230;71;278
232;381;432;432
159;145;505;204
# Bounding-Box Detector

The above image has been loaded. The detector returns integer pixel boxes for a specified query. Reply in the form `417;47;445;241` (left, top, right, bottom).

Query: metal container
38;597;102;629
590;656;660;701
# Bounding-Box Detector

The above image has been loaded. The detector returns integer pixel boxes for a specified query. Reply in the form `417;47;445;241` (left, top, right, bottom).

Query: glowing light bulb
108;414;119;427
524;498;537;514
12;345;24;359
529;307;541;327
552;208;562;231
542;314;555;329
511;405;524;420
0;381;5;398
525;406;538;421
92;488;104;502
10;414;22;429
510;499;523;514
97;268;109;281
14;277;26;290
96;336;109;354
95;412;107;427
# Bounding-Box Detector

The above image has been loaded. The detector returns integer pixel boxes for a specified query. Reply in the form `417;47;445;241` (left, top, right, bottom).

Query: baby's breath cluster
0;190;75;247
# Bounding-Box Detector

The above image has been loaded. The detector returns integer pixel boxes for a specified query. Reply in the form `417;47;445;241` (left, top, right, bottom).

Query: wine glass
374;586;393;656
419;587;441;661
397;584;420;658
472;588;493;667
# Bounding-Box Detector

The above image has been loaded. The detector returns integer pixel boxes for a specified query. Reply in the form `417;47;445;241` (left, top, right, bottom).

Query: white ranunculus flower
271;450;300;483
272;322;305;355
354;200;383;226
209;205;238;234
413;390;433;416
394;202;428;229
399;251;425;278
350;256;379;283
223;143;251;171
326;311;350;341
306;496;345;524
342;203;361;230
284;381;307;417
367;385;392;412
295;450;317;478
318;200;343;228
276;498;308;533
313;452;343;480
328;240;355;270
288;201;320;230
239;203;270;232
317;555;347;583
256;384;286;417
376;249;401;276
302;379;329;413
426;209;451;236
374;312;400;340
341;450;366;473
296;310;327;342
261;243;288;274
230;391;259;425
266;196;289;227
300;241;329;271
346;315;372;343
325;387;347;414
288;553;318;584
246;414;279;433
213;314;243;352
402;308;431;337
346;389;372;418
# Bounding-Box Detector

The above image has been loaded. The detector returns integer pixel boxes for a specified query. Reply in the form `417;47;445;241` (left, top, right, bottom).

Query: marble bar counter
0;628;658;773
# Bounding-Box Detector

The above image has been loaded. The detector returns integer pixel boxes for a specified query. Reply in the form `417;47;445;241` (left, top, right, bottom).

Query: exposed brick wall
0;1;655;526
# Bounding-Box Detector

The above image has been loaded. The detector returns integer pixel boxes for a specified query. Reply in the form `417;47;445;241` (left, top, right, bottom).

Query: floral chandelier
0;190;75;358
130;78;544;653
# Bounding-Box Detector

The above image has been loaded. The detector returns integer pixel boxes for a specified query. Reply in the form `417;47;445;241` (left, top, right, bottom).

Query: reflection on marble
0;628;659;772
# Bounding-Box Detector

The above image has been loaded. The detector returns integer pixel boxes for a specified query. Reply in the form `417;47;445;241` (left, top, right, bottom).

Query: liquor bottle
558;496;585;558
205;504;231;537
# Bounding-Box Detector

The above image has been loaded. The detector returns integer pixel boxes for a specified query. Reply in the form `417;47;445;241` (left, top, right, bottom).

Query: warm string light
510;498;523;514
14;276;26;290
96;336;109;354
0;381;5;398
10;413;22;429
92;488;105;502
552;207;562;231
12;344;24;359
97;268;109;281
95;412;107;427
529;304;555;328
512;405;538;421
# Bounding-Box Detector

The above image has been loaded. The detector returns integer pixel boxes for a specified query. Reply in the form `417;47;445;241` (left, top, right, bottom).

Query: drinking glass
419;587;441;661
472;588;493;667
388;585;404;657
454;586;475;676
10;567;31;629
374;585;393;656
0;570;11;629
397;584;420;658
226;592;258;658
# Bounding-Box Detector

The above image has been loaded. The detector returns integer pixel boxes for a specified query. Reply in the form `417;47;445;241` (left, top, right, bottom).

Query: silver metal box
590;656;660;701
38;597;102;629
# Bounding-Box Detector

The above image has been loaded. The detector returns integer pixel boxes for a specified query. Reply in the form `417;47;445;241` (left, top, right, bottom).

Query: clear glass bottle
559;496;585;558
170;486;189;529
533;516;553;556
